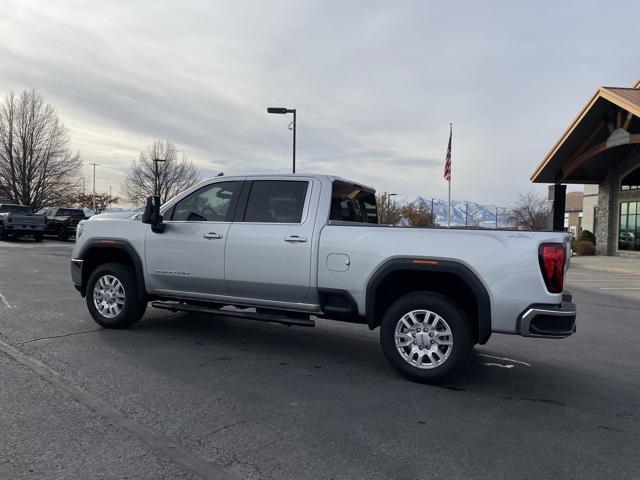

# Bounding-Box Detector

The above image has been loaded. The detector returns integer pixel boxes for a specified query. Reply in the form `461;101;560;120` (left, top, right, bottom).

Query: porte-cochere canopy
531;80;640;184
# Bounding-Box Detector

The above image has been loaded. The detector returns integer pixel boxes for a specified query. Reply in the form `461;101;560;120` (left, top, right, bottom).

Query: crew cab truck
37;207;87;241
70;175;576;383
0;204;46;241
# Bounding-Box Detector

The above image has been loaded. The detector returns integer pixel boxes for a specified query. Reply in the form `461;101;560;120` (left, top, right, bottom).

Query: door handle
203;232;223;239
284;235;307;243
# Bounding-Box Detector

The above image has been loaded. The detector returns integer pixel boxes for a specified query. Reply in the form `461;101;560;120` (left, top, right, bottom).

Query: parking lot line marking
476;353;531;366
600;287;640;290
0;290;12;309
481;362;514;369
0;339;236;480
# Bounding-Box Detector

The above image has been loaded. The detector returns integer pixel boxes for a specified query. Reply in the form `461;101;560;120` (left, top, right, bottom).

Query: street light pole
292;109;296;174
465;201;468;227
153;158;166;198
90;163;99;213
267;107;297;173
386;193;397;224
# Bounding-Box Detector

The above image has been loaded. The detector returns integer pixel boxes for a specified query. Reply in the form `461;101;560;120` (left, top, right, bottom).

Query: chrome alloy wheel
394;309;453;369
93;274;126;319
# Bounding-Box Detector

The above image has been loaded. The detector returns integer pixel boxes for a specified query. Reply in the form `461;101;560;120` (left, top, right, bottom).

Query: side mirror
141;196;166;233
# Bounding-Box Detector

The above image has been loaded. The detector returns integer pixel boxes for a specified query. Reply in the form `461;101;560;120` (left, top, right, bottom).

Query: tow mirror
141;196;166;233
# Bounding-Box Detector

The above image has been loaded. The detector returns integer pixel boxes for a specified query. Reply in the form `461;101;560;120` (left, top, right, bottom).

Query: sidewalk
570;255;640;275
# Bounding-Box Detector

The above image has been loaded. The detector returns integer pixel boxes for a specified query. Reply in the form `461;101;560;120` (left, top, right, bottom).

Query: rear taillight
538;243;566;293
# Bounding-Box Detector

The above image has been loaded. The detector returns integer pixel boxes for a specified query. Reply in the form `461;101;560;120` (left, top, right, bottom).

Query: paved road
1;240;639;480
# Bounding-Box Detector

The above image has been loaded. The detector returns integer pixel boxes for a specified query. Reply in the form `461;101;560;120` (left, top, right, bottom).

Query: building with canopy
531;79;640;256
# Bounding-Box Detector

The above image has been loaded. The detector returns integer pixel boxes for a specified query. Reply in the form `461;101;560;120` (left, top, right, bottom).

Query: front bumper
70;258;83;293
518;292;576;338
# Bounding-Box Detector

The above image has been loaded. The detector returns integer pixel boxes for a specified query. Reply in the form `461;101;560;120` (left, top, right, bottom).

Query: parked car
37;207;87;241
0;204;46;241
70;174;576;383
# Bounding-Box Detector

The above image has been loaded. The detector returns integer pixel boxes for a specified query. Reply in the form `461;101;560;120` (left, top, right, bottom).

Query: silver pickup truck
0;204;46;241
70;174;576;383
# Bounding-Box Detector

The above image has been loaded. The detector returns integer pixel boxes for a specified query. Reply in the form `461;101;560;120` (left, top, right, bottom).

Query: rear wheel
57;225;68;241
86;263;146;328
33;233;43;242
0;223;7;240
380;292;473;384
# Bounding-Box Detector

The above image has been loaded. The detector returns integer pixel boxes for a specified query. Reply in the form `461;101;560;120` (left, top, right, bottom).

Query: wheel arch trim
365;257;492;344
77;238;146;301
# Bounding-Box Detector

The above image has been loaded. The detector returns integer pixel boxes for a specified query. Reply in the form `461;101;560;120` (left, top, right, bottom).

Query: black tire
0;223;7;240
33;233;44;242
86;262;147;328
57;226;68;241
380;292;473;384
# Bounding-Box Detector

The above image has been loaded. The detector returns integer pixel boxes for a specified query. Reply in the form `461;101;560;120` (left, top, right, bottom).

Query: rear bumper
518;292;576;338
5;224;45;233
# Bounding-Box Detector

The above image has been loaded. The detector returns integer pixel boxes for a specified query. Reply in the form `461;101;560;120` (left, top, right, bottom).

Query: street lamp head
267;106;297;174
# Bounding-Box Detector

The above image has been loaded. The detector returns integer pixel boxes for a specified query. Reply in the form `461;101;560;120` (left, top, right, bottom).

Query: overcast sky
1;0;638;205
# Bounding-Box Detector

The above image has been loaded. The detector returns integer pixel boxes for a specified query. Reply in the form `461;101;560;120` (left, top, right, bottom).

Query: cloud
0;0;638;203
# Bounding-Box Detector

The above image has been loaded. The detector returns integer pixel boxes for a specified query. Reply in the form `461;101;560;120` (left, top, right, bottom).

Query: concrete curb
571;264;639;274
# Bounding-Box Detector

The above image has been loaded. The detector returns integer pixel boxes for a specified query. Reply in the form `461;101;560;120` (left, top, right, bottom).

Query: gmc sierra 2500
70;174;576;383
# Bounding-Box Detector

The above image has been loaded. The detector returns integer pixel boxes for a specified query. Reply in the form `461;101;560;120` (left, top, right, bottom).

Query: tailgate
12;215;44;225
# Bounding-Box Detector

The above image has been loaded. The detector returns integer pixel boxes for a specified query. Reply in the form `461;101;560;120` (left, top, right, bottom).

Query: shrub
578;229;596;244
575;240;595;255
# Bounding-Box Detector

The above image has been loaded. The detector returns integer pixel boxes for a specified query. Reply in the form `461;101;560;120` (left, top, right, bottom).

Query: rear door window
243;181;309;223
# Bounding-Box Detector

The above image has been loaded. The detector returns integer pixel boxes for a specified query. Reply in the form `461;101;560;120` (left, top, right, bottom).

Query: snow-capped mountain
397;196;512;228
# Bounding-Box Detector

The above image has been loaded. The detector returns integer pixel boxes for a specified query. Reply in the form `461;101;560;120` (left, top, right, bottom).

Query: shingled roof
531;80;640;184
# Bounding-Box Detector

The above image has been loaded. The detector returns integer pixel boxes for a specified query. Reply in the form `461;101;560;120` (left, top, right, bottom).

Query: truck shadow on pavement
93;309;579;406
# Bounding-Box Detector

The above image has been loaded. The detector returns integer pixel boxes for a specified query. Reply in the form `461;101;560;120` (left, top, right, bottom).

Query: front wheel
0;223;7;240
86;263;146;328
380;292;473;384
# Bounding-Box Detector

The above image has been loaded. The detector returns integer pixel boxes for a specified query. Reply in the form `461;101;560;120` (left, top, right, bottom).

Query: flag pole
447;123;452;228
448;178;451;227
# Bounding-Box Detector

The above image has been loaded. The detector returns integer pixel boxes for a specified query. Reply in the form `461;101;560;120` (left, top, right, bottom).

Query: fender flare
365;258;492;344
78;238;146;301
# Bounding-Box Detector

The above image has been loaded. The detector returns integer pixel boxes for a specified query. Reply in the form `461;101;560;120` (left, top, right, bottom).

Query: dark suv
38;207;87;241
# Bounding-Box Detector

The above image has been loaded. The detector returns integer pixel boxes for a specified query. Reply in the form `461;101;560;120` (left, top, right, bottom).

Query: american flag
444;124;452;182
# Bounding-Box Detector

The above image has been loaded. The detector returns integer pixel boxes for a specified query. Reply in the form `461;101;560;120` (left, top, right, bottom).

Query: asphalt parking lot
1;240;639;480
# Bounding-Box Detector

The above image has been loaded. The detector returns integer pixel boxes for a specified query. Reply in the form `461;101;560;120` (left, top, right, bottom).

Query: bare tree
509;190;550;231
0;90;82;210
74;192;119;214
400;202;435;228
376;192;402;224
122;140;200;206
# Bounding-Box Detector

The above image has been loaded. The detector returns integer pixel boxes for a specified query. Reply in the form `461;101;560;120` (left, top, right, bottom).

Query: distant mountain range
397;196;512;228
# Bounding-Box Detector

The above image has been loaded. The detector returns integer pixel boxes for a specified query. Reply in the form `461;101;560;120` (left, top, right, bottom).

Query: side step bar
151;301;316;327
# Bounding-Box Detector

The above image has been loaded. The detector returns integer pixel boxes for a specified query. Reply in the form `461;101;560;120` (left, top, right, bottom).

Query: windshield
0;205;32;214
57;208;85;217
